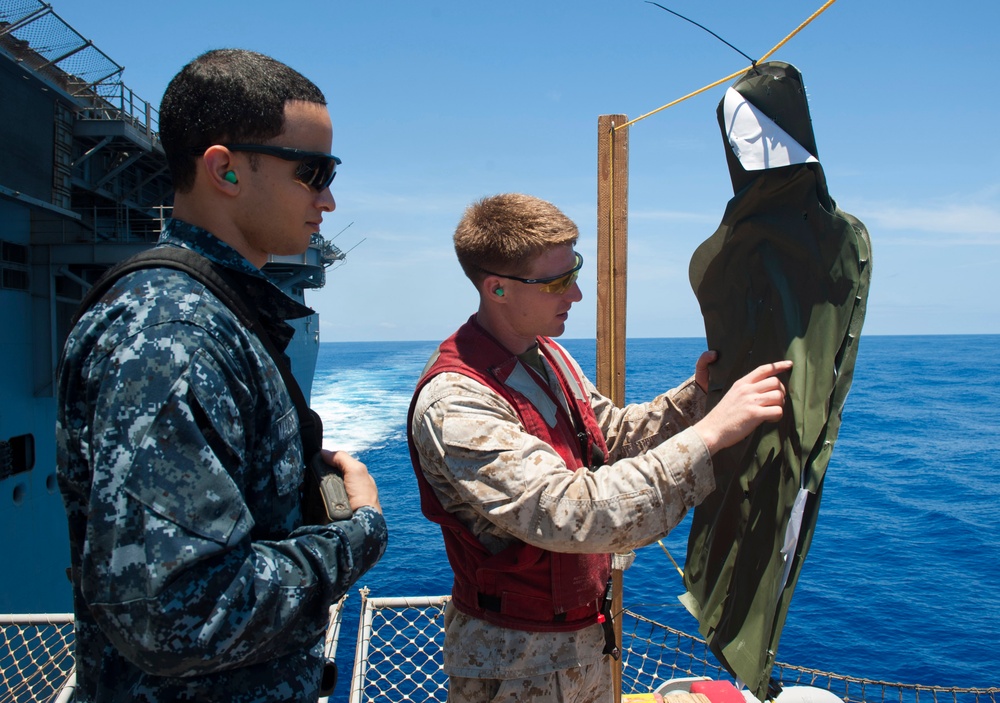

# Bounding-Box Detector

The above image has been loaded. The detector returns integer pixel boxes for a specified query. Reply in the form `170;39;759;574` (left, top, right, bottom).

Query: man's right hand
321;449;382;514
694;359;793;453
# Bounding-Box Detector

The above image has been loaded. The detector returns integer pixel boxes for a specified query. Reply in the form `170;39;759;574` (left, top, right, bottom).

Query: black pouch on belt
318;660;338;697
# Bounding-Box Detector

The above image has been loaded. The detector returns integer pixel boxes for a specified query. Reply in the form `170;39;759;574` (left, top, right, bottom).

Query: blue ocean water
311;335;1000;696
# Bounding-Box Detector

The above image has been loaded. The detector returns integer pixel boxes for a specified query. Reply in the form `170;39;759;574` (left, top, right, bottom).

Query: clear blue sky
60;1;999;341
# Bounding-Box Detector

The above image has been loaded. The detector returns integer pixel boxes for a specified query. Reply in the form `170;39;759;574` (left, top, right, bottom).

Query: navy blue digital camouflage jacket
56;219;387;702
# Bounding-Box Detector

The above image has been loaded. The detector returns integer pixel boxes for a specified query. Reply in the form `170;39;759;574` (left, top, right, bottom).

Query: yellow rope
758;0;839;65
614;0;838;132
618;68;746;131
658;539;684;578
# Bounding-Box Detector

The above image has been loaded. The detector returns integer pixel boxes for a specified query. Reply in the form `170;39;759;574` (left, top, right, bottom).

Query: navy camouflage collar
158;218;314;351
159;218;265;278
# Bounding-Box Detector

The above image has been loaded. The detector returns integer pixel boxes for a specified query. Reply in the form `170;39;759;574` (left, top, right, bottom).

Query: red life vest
407;316;612;632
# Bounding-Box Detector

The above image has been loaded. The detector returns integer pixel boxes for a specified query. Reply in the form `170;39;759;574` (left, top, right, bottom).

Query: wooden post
596;114;628;403
596;114;628;701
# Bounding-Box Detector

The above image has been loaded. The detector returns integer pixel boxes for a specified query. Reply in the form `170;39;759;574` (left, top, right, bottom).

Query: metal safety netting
0;614;74;703
3;602;996;703
346;590;450;703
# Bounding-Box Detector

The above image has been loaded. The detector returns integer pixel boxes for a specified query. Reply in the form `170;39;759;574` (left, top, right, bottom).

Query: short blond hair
453;193;578;283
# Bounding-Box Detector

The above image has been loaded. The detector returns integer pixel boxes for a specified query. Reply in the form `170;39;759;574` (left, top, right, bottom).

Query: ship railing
337;589;451;703
0;0;157;136
335;592;1000;703
30;203;167;247
76;80;160;141
3;601;998;703
0;613;74;703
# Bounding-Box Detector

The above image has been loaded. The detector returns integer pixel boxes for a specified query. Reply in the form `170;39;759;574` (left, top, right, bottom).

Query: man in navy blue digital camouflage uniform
57;49;387;702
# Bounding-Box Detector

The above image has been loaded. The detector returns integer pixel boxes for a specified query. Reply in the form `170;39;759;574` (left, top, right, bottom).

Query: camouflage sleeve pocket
122;350;252;546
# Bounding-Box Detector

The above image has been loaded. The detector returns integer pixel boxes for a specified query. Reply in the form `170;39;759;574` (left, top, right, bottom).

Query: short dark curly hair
159;49;326;192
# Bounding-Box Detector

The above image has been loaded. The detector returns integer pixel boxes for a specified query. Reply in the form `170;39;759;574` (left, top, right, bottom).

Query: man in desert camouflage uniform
57;49;387;702
407;193;792;702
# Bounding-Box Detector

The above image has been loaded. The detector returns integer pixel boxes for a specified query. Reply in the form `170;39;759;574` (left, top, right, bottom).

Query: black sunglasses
479;252;584;294
215;144;341;191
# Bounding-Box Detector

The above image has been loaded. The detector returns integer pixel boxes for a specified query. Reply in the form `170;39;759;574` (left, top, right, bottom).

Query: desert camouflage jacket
56;219;387;702
409;337;714;679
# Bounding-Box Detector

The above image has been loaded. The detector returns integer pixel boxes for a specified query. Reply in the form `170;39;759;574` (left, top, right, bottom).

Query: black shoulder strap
74;248;256;329
73;247;323;458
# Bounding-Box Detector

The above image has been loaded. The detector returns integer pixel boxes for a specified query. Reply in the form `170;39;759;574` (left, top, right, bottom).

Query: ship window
1;434;35;481
1;241;28;265
2;268;29;290
1;240;29;291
